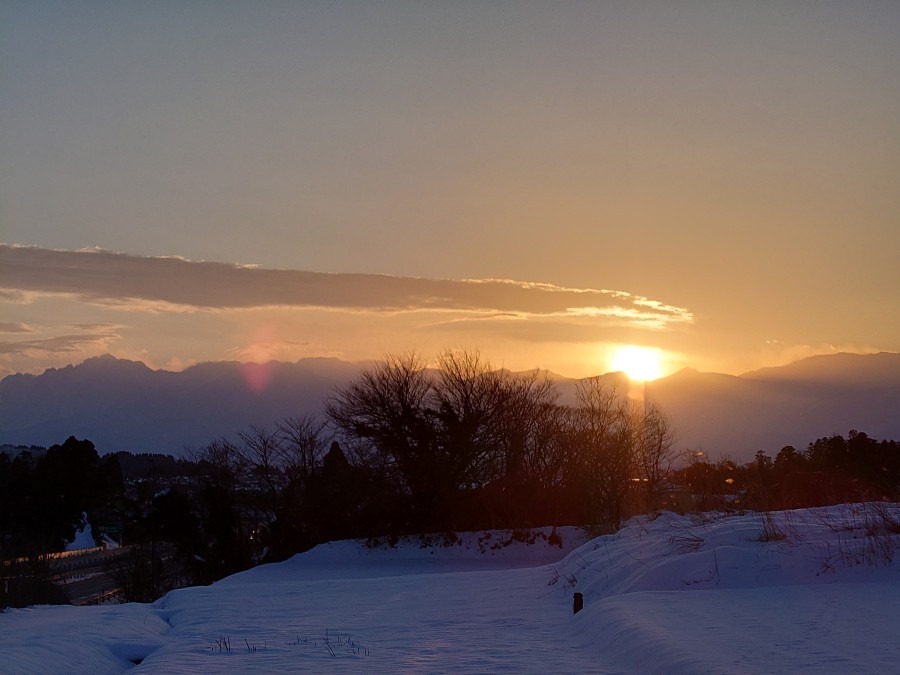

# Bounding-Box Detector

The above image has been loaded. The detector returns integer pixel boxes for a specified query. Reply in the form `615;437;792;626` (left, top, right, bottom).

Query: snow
64;514;95;551
100;533;122;550
3;505;900;673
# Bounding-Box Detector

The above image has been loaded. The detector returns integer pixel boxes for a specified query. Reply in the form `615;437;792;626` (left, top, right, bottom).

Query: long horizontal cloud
0;244;693;328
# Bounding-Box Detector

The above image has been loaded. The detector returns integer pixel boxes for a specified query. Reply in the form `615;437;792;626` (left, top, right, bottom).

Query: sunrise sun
610;345;663;381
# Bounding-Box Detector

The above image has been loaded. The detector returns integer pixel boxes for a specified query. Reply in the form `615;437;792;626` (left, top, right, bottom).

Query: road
50;547;135;605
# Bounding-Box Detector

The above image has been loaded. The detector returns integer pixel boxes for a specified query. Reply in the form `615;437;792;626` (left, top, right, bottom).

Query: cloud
428;316;627;344
0;322;36;334
0;244;693;330
66;322;125;332
0;332;120;356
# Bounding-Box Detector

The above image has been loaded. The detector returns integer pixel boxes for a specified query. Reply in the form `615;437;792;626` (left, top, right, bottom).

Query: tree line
679;430;900;512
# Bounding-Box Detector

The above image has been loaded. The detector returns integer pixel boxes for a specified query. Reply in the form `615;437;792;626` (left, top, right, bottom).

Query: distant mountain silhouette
740;351;900;387
0;355;361;455
1;352;897;462
644;353;900;461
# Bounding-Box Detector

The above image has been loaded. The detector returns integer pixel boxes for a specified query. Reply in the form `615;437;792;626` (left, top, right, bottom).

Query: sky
2;1;898;380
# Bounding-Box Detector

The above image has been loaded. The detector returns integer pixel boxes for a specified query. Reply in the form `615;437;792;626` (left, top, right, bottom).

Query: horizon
5;347;898;384
2;3;898;380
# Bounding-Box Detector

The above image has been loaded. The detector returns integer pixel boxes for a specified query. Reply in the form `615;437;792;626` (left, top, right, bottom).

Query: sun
610;346;663;381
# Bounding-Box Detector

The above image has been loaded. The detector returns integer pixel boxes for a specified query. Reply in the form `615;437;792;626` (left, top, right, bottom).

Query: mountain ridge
740;351;900;387
1;353;898;462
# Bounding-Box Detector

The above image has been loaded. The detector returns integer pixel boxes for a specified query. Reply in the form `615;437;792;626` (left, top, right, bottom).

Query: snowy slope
2;508;899;673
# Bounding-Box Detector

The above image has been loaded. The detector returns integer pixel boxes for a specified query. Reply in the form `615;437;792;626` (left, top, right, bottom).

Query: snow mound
219;526;591;584
548;503;900;603
551;504;900;674
2;505;899;673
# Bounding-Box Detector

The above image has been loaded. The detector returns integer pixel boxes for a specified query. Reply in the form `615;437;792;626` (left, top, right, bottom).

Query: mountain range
1;352;898;463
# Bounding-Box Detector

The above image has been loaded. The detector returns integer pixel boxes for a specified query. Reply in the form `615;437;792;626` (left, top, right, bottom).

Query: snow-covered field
3;504;900;673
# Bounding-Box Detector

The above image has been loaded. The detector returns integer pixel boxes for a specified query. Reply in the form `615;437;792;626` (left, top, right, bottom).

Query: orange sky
1;2;898;379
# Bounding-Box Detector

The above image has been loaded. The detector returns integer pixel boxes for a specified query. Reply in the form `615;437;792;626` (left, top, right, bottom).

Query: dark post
573;592;584;614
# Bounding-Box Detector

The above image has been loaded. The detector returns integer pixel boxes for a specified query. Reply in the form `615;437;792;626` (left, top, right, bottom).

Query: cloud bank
0;244;693;329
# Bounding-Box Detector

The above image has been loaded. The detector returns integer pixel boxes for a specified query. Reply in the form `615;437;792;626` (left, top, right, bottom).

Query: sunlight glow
610;345;663;381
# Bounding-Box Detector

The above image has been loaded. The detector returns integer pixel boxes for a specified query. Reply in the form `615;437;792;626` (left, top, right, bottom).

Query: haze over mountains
646;352;900;462
1;353;897;463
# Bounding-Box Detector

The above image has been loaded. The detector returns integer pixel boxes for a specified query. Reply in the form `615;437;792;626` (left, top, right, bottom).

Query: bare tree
569;376;634;529
486;368;557;482
632;400;676;509
187;437;245;495
236;425;284;521
431;349;506;490
324;349;679;531
326;349;566;529
276;415;328;483
522;398;569;491
325;352;438;524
